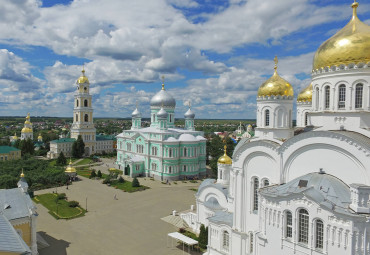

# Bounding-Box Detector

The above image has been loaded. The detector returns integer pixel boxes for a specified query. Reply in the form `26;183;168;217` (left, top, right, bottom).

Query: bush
198;224;208;249
132;177;140;187
103;176;111;184
97;170;102;178
90;170;96;179
68;201;79;208
118;176;124;183
179;228;186;233
57;193;66;200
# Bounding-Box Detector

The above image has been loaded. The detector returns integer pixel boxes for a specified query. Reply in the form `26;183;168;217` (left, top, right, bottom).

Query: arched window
253;178;259;211
325;86;330;109
152;147;157;156
183;165;186;172
315;87;319;110
285;211;292;238
298;209;309;244
263;179;269;187
84;114;88;122
184;147;187;157
223;231;229;251
169;166;172;174
265;110;270;126
338;84;346;109
315;219;324;249
127;143;131;151
169;148;173;157
75;114;78;122
355;84;363;109
84;99;88;107
304;112;308;126
169;114;172;122
249;233;253;253
76;100;79;107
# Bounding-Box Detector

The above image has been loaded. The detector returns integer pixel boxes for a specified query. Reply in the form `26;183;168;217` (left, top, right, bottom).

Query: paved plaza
35;172;202;255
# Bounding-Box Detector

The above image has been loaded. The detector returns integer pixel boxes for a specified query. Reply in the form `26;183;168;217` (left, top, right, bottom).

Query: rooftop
0;146;20;154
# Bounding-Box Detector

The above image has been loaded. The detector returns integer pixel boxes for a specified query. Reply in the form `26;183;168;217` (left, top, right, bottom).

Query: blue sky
0;0;369;119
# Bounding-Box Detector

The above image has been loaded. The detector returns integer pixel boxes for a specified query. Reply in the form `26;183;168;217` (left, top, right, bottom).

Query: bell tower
70;67;96;156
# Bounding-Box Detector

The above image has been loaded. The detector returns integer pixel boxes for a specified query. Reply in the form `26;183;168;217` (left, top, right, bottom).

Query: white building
181;3;370;255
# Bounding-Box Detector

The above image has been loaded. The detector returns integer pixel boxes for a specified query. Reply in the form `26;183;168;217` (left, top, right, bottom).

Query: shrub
118;176;124;183
97;170;102;178
57;193;66;200
103;176;111;184
132;177;140;187
179;228;186;233
198;224;208;249
68;201;79;207
90;170;96;179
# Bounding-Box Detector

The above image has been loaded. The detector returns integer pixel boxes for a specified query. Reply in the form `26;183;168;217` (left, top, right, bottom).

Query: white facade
181;4;370;255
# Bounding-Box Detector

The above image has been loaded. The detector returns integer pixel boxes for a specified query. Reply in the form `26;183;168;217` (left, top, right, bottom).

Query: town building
47;69;115;159
0;146;21;161
0;172;38;254
116;82;207;181
181;2;370;255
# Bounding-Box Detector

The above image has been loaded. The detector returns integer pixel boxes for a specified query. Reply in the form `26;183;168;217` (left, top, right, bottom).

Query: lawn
33;193;86;220
74;158;93;166
110;180;149;193
76;168;92;178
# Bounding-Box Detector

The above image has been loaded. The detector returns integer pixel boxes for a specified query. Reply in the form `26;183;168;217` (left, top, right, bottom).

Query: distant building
0;146;21;161
0;172;38;254
116;82;207;181
47;69;115;159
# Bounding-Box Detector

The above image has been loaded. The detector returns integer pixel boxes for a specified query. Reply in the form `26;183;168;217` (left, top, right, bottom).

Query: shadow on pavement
38;231;70;255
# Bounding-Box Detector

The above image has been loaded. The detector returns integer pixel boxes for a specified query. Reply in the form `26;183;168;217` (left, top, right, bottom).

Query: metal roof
0;188;35;220
0;146;20;154
208;211;233;227
0;214;31;254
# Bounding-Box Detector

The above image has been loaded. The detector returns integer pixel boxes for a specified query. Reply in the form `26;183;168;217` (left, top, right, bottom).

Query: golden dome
313;2;370;71
13;133;18;140
21;127;33;133
218;145;232;165
38;133;43;140
297;84;313;102
257;56;294;97
24;120;31;124
65;160;76;173
77;68;89;84
20;169;25;178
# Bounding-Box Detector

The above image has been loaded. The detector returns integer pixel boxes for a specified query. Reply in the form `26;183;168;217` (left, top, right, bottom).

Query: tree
198;224;208;249
97;170;102;178
132;177;140;187
118;176;124;183
72;135;85;158
208;135;236;177
21;138;34;155
90;170;96;178
56;152;67;165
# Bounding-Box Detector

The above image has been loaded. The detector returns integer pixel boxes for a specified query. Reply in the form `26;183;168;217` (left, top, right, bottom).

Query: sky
0;0;369;119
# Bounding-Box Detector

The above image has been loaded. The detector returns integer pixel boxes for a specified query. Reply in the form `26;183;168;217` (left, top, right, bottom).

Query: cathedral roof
77;68;89;84
150;83;176;108
313;2;370;71
297;84;312;103
218;145;232;165
131;107;142;118
157;107;168;119
184;108;195;119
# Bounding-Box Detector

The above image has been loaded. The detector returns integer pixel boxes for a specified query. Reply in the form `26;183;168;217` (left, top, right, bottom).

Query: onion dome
20;169;25;178
132;107;142;118
65;160;76;173
77;67;89;84
38;133;43;140
297;84;313;102
184;108;195;119
13;133;18;140
150;81;176;108
313;2;370;71
218;145;232;165
257;56;294;97
21;127;32;133
157;106;168;119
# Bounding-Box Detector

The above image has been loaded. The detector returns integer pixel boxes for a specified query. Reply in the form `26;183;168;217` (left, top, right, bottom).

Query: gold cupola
218;145;232;165
257;56;294;98
37;133;43;140
77;67;89;84
313;1;370;71
65;160;76;173
21;127;33;133
297;84;313;102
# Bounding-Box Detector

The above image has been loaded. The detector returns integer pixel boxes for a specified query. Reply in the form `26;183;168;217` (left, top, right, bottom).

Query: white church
181;2;370;255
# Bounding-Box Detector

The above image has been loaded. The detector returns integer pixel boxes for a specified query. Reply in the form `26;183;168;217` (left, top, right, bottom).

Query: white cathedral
181;2;370;255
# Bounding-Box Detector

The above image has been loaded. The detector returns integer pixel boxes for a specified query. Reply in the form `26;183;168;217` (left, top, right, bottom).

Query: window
305;112;308;126
265;110;270;126
76;100;79;107
315;219;324;249
355;84;363;109
263;179;269;187
151;163;157;171
184;147;187;157
127;143;131;151
135;165;140;171
253;178;259;211
315;87;319;110
285;211;292;238
338;84;346;109
84;114;89;122
75;114;78;122
249;233;253;253
152;147;157;156
169;166;172;174
223;231;229;251
170;114;172;122
84;99;88;107
183;165;187;172
298;209;309;244
136;145;143;153
169;148;173;157
325;86;330;109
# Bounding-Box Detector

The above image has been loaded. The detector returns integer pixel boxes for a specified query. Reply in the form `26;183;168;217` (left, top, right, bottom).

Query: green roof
0;146;20;154
51;138;76;143
96;135;116;141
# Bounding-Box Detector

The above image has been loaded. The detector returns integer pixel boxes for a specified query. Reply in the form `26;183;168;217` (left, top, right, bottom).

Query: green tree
56;152;67;165
90;170;96;178
132;177;140;187
198;224;208;249
118;176;124;183
208;135;235;177
97;170;102;178
72;135;85;158
21;138;34;155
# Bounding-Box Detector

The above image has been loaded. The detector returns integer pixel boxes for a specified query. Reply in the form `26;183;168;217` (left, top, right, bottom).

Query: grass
33;193;86;220
110;180;149;193
74;158;93;166
189;188;198;192
76;168;92;178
